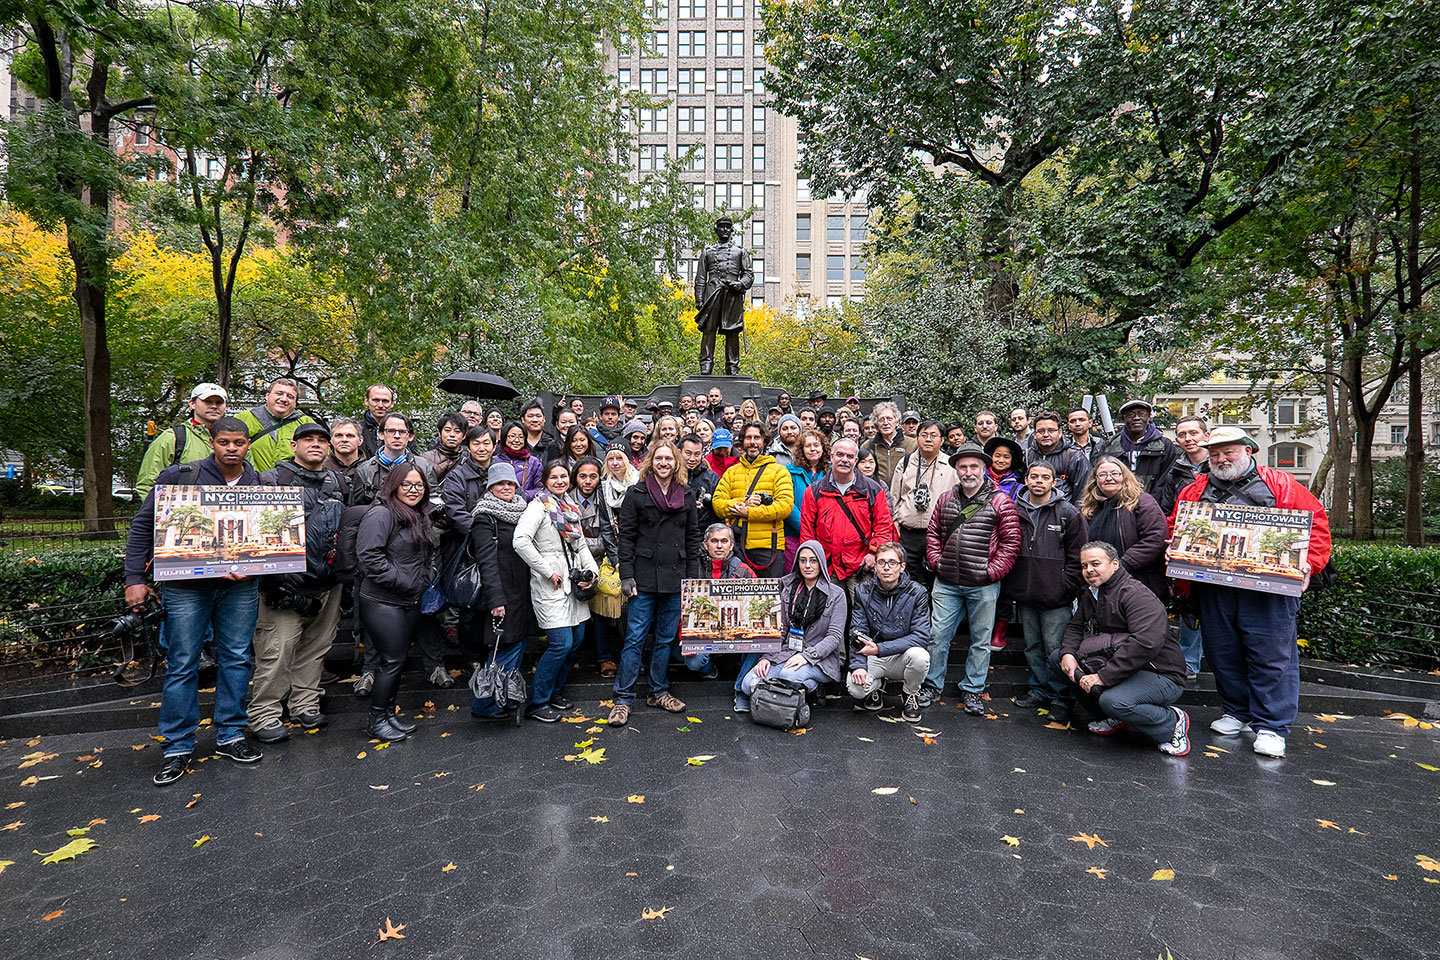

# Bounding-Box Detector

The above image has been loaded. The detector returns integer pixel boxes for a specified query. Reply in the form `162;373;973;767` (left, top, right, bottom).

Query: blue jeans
739;659;828;695
614;592;682;705
1178;614;1203;675
529;622;586;707
1072;668;1183;744
158;581;259;756
925;580;1001;694
1196;585;1302;737
1018;603;1074;704
471;641;526;717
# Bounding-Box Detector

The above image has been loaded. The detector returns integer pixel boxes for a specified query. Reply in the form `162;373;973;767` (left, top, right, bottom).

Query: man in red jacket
800;439;897;600
1169;427;1332;760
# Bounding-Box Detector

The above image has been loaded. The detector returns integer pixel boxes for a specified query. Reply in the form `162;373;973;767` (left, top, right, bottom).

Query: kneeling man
846;542;932;723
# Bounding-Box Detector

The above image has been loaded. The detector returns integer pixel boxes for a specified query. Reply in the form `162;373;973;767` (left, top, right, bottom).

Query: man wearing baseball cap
135;382;229;497
1097;399;1181;513
589;396;625;451
1168;427;1332;759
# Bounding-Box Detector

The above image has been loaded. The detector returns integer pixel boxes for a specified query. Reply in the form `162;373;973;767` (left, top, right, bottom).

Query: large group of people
123;378;1330;787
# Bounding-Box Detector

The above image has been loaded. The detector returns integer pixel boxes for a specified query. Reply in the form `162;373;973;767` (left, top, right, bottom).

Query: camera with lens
913;482;931;511
756;493;774;506
110;595;166;640
569;567;597;600
266;584;324;618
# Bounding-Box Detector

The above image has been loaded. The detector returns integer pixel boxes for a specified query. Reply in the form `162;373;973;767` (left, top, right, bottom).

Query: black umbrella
438;372;520;400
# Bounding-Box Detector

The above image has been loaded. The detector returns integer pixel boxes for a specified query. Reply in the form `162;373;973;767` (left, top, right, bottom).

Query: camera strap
113;613;161;688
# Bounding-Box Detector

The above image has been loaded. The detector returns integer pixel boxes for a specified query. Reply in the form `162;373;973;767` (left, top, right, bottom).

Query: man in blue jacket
846;542;932;723
124;416;266;786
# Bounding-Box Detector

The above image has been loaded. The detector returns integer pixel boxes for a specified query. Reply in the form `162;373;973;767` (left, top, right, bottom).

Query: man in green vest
135;382;229;497
236;377;315;472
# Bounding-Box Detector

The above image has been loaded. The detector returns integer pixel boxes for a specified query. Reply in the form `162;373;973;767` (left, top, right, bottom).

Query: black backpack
274;463;347;583
333;504;376;585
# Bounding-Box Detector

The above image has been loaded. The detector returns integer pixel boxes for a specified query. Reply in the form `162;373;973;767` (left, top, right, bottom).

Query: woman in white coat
513;460;599;722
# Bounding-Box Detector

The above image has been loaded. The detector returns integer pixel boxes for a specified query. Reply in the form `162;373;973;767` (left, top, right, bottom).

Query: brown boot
646;693;686;713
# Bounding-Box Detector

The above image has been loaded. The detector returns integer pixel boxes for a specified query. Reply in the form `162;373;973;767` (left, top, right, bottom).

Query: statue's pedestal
676;374;768;406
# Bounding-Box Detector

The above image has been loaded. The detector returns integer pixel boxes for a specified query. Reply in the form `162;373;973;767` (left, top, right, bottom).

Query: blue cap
600;395;621;411
712;428;733;448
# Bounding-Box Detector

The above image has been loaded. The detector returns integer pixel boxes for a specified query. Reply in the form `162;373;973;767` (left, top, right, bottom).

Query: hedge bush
0;545;129;651
1299;542;1440;668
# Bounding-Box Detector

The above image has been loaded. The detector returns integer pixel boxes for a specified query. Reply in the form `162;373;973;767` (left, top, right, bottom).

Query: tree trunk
1351;414;1376;540
1404;338;1424;545
1331;365;1353;533
1308;446;1332;498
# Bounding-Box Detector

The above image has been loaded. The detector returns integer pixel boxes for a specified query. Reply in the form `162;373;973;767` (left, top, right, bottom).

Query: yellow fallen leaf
132;744;148;751
1069;833;1109;850
686;717;703;724
65;827;88;836
377;917;406;941
442;862;458;873
1207;745;1229;753
434;772;451;778
871;787;899;795
42;909;63;921
185;794;201;809
18;751;58;768
1204;752;1220;758
356;752;367;760
26;738;40;746
193;835;211;848
1416;854;1440;872
469;784;485;791
370;785;389;791
585;726;605;734
1383;874;1398;880
590;815;610;823
440;732;452;738
625;871;638;876
1043;721;1071;730
1348;828;1371;835
909;796;917;805
138;814;161;823
1386;713;1420;728
1086;866;1108;879
1;821;22;832
1316;819;1341;830
640;906;673;921
35;837;98;864
1313;743;1328;749
4;802;23;810
789;727;809;736
574;738;595;750
1014;809;1024;814
18;777;38;787
1001;835;1020;847
565;747;606;764
1305;726;1325;734
373;742;389;751
0;860;13;874
686;755;715;766
627;795;646;804
1311;779;1336;787
1151;869;1175;880
560;716;593;723
88;819;105;826
1417;763;1439;772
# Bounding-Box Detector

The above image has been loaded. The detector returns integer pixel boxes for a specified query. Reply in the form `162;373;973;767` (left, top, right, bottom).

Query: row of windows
794;254;867;283
1161;397;1313;426
620;68;766;95
637;144;769;175
794;179;870;205
627;30;763;59
795;214;868;243
645;0;758;18
633;105;767;133
672;256;767;283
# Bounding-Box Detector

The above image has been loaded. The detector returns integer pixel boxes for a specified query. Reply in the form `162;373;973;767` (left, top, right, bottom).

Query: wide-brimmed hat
1200;426;1259;451
948;442;992;469
983;437;1024;471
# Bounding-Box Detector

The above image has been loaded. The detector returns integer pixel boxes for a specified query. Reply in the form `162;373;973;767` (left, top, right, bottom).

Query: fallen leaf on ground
1;821;22;832
87;819;105;826
585;726;605;734
469;784;485;791
373;742;390;751
589;816;610;823
1069;833;1109;850
1014;809;1024;814
434;772;451;778
1043;721;1070;730
909;796;917;805
1001;835;1021;847
377;917;406;941
1348;828;1371;835
871;787;899;795
1316;819;1341;830
627;795;645;804
4;802;23;810
1311;779;1337;787
599;700;615;707
686;755;715;766
789;727;809;736
1313;743;1328;749
442;862;457;872
1086;867;1108;879
1383;874;1398;880
35;837;98;864
440;732;452;738
0;860;13;874
193;835;211;848
564;747;606;764
19;752;58;769
1207;745;1229;753
65;827;88;836
560;716;593;724
1151;869;1175;880
1011;767;1026;774
1417;763;1439;772
132;744;148;751
686;717;703;724
42;910;63;921
640;906;673;921
371;785;389;791
574;738;595;750
1416;854;1440;873
1305;726;1325;734
1385;713;1421;727
356;752;367;760
857;737;875;742
138;814;161;824
185;794;201;809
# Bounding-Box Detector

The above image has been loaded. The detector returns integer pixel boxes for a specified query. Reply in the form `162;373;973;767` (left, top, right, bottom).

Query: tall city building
610;0;868;316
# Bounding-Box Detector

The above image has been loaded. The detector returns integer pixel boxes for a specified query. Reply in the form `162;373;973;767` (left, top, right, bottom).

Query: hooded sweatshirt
777;540;848;682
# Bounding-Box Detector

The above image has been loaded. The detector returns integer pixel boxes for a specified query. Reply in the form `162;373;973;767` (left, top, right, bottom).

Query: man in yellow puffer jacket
712;422;795;576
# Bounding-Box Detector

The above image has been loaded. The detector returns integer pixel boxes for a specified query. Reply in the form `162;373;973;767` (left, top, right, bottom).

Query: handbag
749;676;811;730
441;538;484;609
420;577;446;615
469;617;527;722
595;558;622;597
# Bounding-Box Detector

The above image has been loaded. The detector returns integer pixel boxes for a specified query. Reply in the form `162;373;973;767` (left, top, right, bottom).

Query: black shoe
1048;702;1073;726
901;693;923;723
916;688;938;709
367;714;409;743
214;739;263;764
471;710;513;722
1012;692;1047;709
252;720;290;744
549;694;574;711
296;710;328;729
962;692;986;716
861;690;884;712
528;704;564;723
389;711;418;735
153;754;190;786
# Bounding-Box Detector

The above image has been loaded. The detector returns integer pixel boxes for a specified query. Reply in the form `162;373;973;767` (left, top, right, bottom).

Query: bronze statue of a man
694;216;753;376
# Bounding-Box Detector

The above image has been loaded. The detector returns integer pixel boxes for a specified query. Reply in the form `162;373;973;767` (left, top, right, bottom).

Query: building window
716;182;744;209
1218;404;1251;425
678;0;705;16
135;123;150;146
690;183;708;208
752;257;764;282
678;69;704;95
850;214;868;244
752;294;765;308
641;69;669;95
638;144;668;171
1268;444;1308;470
796;214;811;242
639;107;668;133
683;143;704;171
751;185;765;209
752;143;766;171
716;144;743;171
678;106;704;133
716;0;742;17
678;31;705;57
645;0;669;18
753;69;767;96
647;31;668;56
716;30;744;57
715;68;743;95
716;106;744;133
618;69;632;91
796;178;811;202
827;214;845;242
796;254;811;281
206;157;223;179
1273;398;1307;426
1391;425;1408;445
752;220;765;247
752;105;766;132
754;35;765;59
826;254;845;282
851;255;866;282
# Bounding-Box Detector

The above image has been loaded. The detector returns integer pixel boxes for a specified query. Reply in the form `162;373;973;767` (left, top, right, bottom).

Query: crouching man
846;542;932;723
1056;542;1191;757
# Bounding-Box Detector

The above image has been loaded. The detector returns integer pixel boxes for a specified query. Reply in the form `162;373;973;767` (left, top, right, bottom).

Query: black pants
899;526;933;590
699;325;740;375
359;596;419;713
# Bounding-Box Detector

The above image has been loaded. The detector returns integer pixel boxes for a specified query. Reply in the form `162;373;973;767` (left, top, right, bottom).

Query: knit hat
486;462;519;488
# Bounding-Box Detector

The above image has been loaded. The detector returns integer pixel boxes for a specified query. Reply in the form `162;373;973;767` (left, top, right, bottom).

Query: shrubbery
1299;542;1440;668
0;545;129;652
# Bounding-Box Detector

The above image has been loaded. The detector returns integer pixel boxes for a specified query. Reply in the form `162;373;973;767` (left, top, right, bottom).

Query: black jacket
1003;492;1088;610
1060;566;1184;688
1099;432;1180;510
686;467;720;530
847;573;932;671
260;458;350;593
1086;492;1169;600
124;456;262;589
438;457;489;541
469;510;537;646
618;482;701;594
350;453;438;507
355;506;435;606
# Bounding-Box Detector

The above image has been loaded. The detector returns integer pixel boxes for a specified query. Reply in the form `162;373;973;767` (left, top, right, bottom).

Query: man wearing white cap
1168;427;1332;759
135;382;229;497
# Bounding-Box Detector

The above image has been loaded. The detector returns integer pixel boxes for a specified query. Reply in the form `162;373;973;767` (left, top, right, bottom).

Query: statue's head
714;216;733;242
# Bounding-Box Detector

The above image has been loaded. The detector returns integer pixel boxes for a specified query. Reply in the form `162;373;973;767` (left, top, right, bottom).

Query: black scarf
788;580;828;630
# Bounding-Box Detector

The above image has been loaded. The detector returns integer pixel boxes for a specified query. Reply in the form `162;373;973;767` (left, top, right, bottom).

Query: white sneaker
1253;729;1286;758
1209;714;1253;736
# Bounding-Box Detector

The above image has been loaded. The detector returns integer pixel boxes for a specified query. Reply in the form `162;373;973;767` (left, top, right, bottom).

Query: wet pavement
2;692;1439;960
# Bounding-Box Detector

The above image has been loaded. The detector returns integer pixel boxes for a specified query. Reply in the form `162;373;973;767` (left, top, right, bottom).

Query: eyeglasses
399;481;425;491
875;559;903;568
383;428;410;436
1094;472;1123;481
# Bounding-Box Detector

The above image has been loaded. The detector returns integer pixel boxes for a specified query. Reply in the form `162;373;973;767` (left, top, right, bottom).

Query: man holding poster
125;416;268;786
1168;427;1331;760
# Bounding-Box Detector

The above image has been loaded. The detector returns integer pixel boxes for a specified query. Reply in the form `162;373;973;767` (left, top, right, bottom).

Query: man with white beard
1168;427;1331;760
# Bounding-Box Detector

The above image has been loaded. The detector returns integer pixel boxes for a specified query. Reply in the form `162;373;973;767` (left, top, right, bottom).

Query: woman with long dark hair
495;419;544;501
355;466;436;742
1080;457;1169;599
549;424;596;474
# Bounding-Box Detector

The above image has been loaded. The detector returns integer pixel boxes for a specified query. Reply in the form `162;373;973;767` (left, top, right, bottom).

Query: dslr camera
266;584;324;618
110;595;166;641
756;492;775;506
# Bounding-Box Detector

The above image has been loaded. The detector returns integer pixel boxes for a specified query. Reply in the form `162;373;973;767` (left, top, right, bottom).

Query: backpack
170;424;189;467
274;463;346;582
333;504;376;585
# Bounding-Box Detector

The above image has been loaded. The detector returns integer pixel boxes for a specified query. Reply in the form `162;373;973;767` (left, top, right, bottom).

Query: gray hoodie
777;539;848;681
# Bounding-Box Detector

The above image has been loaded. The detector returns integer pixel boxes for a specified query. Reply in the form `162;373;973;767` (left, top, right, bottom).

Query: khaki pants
248;585;343;727
846;646;931;698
